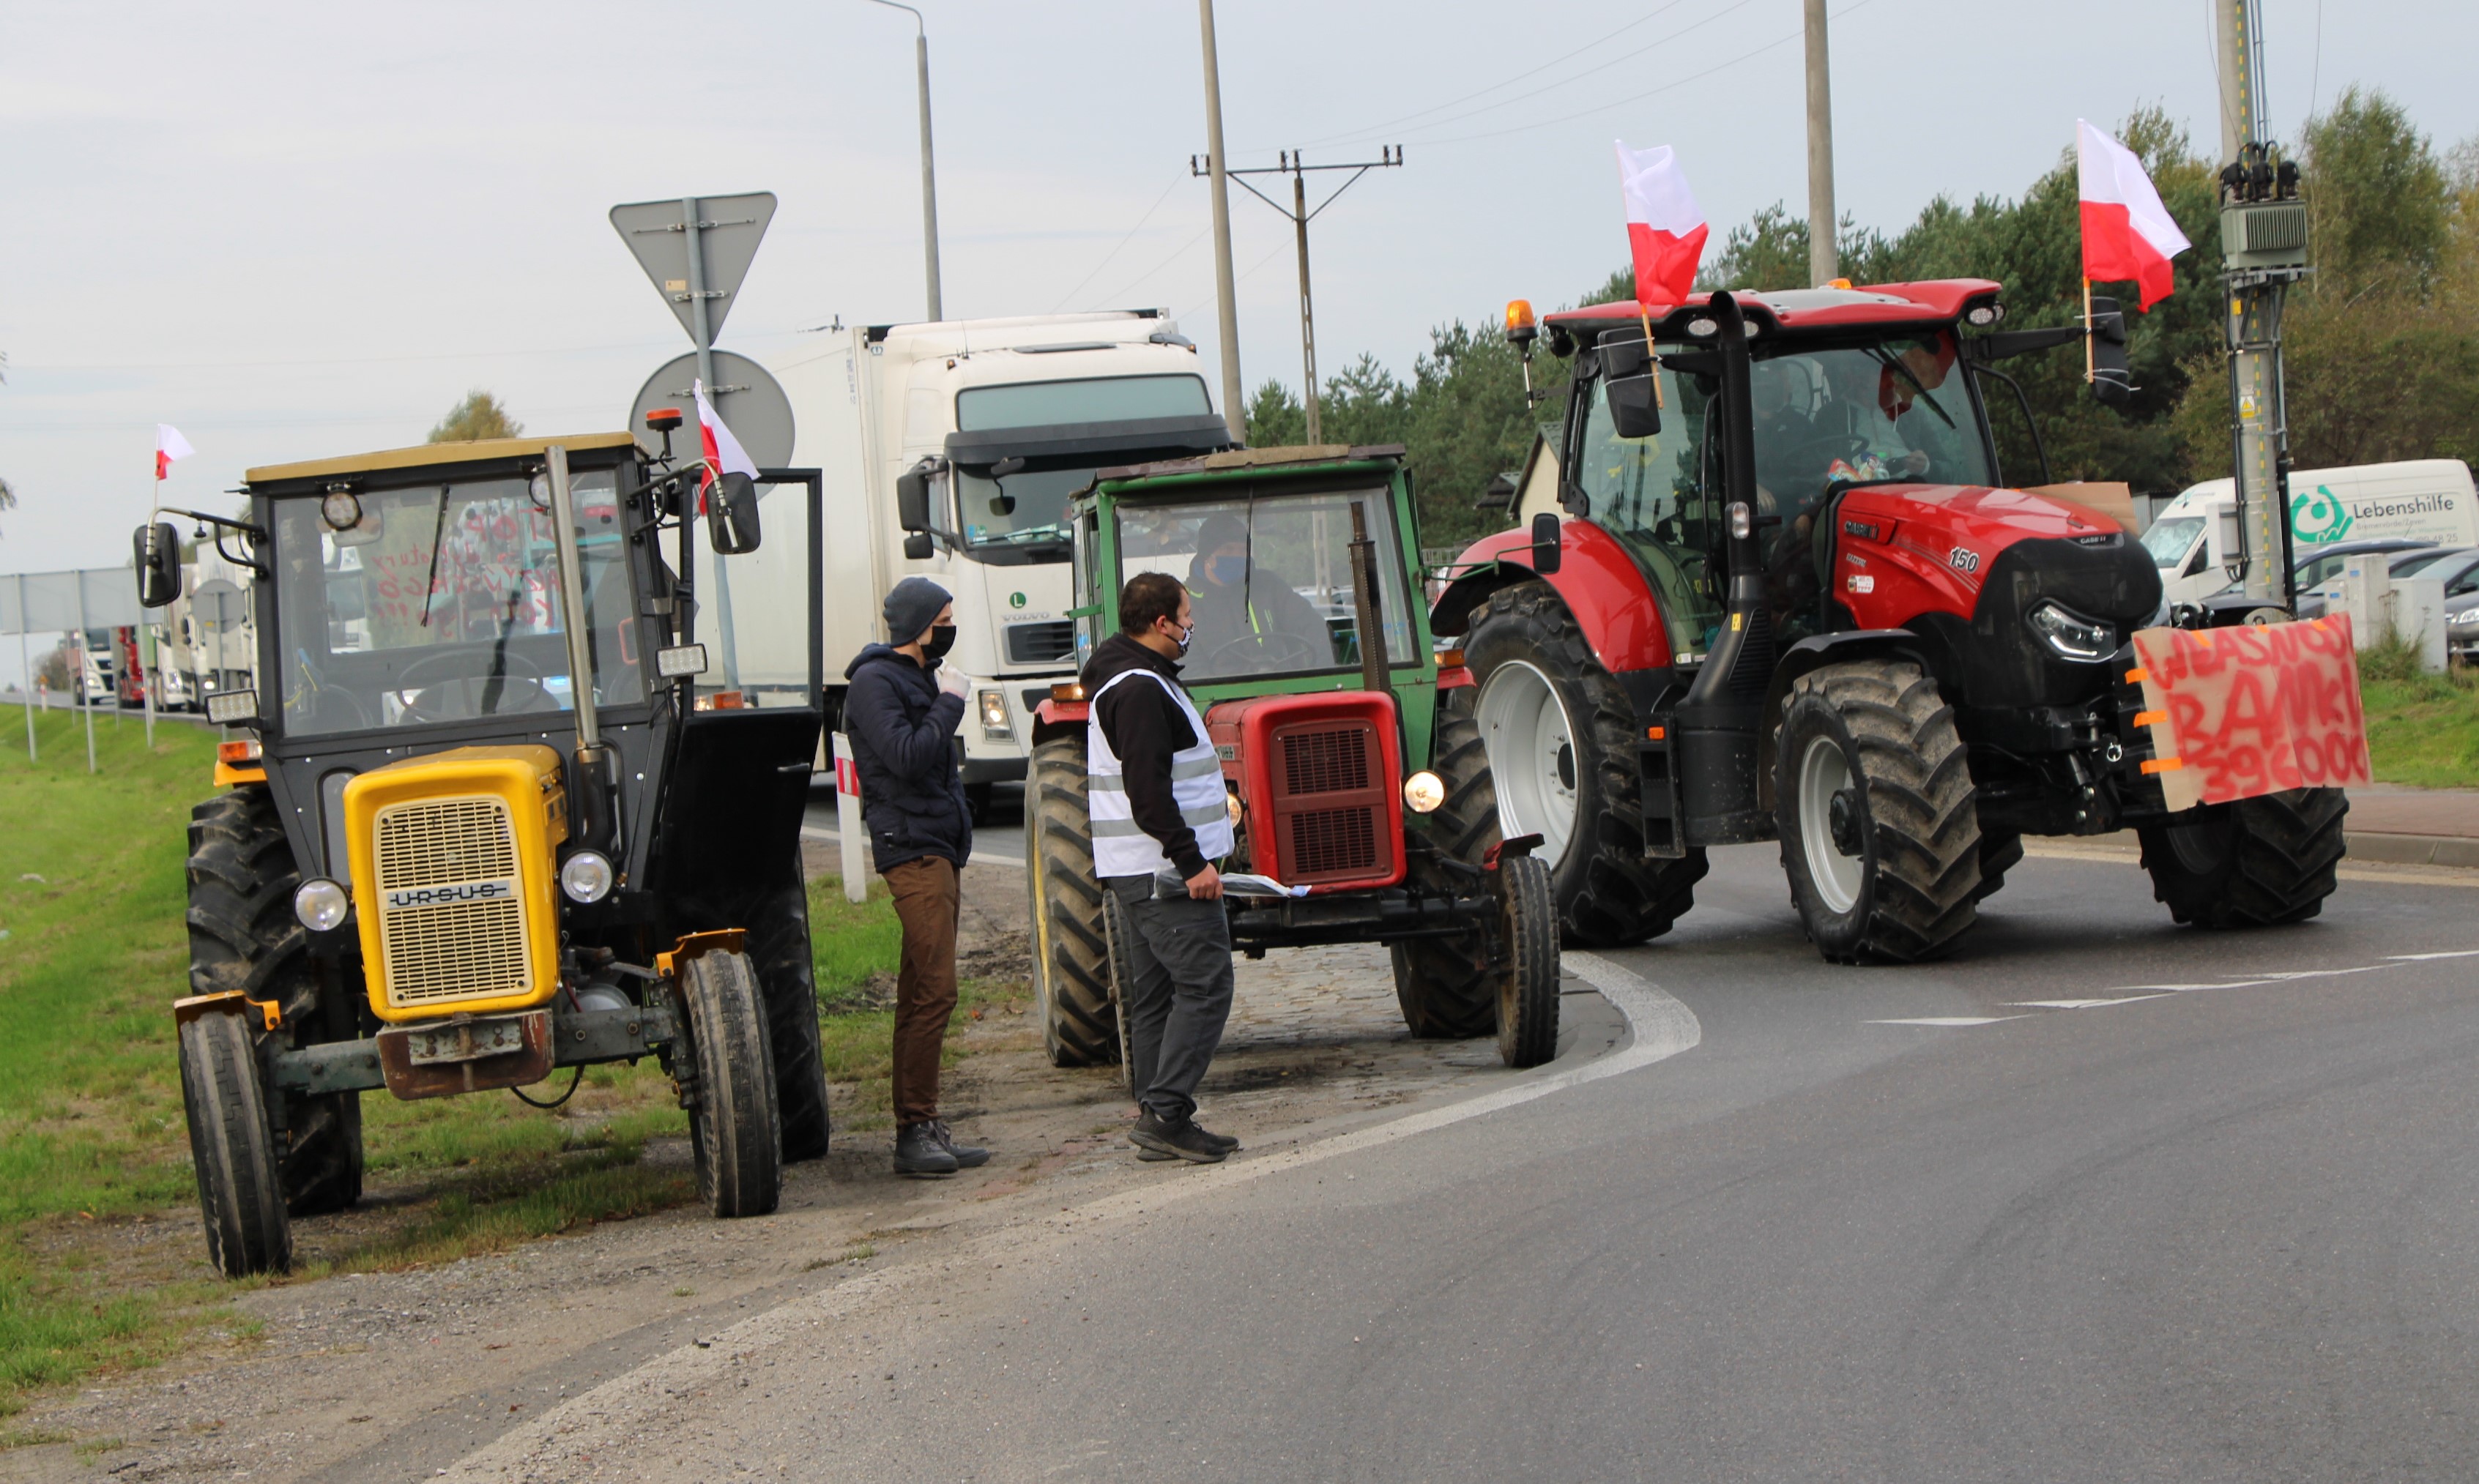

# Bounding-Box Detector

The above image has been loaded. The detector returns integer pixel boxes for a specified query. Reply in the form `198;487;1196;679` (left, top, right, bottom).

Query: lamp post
868;0;944;320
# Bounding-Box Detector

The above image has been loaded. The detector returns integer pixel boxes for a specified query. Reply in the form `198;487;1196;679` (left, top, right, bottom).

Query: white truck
757;310;1232;808
2143;458;2479;608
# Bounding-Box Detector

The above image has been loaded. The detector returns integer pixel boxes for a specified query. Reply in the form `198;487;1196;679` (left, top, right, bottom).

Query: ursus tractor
1432;283;2352;962
1022;446;1562;1069
135;423;828;1275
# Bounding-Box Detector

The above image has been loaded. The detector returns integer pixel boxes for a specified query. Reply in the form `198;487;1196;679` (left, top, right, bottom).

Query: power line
1084;224;1214;313
1050;169;1189;313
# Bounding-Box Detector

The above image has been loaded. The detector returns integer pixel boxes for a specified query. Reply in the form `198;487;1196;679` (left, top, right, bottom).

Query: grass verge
2357;642;2479;788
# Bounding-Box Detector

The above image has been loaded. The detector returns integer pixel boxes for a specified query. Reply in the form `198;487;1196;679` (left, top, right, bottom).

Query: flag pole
1638;306;1666;410
2082;275;2095;385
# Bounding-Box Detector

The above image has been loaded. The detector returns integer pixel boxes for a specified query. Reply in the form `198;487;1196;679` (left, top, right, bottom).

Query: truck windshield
956;460;1090;551
956;374;1211;429
271;475;644;737
1115;488;1417;684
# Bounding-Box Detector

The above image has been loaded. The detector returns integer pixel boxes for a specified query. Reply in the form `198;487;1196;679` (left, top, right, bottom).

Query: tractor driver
1183;513;1333;674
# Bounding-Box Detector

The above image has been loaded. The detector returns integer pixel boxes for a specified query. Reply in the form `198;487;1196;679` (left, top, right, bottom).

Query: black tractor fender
1427;559;1534;640
1756;629;1943;813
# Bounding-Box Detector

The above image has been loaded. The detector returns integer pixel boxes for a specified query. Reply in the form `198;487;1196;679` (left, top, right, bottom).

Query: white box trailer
2144;458;2479;608
734;310;1230;799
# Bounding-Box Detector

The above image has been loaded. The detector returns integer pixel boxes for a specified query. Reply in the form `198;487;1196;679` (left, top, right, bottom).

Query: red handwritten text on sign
2130;615;2371;812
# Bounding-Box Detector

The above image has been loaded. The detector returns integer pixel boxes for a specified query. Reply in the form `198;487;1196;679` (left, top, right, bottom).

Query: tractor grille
1268;722;1389;884
373;797;530;1007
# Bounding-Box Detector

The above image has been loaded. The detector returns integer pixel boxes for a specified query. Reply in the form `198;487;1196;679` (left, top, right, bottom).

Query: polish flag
1615;141;1708;310
693;379;758;512
2076;120;2193;312
155;425;195;481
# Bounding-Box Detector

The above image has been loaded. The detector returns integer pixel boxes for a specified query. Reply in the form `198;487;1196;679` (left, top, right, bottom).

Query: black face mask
921;624;958;660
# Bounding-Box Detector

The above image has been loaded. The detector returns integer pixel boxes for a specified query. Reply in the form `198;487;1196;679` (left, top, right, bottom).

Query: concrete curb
2346;831;2479;870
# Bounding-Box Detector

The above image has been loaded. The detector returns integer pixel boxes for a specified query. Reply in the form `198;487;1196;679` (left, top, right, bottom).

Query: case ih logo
1843;519;1880;540
1947;546;1981;575
384;879;516;911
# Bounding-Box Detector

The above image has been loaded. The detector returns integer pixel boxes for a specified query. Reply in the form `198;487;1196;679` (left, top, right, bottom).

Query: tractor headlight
560;850;614;904
2026;600;2116;662
1402;770;1446;813
292;878;349;933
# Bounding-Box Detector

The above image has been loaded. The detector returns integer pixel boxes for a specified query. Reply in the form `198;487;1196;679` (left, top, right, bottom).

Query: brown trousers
884;855;961;1127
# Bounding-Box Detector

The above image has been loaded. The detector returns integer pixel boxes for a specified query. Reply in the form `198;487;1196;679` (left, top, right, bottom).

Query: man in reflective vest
1082;570;1242;1165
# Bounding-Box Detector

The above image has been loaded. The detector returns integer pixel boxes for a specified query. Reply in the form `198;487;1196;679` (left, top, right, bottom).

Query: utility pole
2214;0;2309;607
1202;148;1402;444
1197;0;1245;443
1803;0;1837;286
869;0;943;320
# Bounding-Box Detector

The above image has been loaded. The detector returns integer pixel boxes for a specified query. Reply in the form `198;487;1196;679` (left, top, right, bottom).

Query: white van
2144;458;2479;606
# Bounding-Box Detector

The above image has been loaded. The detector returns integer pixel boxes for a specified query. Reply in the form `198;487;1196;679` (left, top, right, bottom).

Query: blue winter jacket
841;643;972;873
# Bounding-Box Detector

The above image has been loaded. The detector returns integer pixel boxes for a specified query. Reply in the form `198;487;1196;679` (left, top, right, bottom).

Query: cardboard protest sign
2127;614;2371;813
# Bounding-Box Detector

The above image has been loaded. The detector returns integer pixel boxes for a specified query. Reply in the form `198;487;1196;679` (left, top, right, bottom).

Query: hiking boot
893;1121;958;1177
1129;1110;1228;1165
923;1119;989;1169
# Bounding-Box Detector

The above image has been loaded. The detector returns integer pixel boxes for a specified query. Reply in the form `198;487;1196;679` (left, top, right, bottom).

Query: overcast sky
4;0;2474;680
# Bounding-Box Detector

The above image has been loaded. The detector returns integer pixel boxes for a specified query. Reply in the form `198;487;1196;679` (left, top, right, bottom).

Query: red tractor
1430;282;2348;962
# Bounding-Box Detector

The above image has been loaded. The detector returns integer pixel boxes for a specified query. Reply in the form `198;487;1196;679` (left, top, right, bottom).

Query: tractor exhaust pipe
1673;292;1773;843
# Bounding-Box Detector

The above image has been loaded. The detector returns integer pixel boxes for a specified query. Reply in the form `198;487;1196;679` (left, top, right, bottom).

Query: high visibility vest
1087;668;1234;879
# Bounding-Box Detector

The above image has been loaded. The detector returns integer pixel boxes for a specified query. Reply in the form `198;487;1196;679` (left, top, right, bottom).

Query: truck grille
1271;724;1388;883
373;797;530;1007
1005;620;1075;664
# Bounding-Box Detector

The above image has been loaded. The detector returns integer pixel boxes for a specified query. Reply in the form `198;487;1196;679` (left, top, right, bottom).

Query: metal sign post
831;731;867;904
74;573;94;773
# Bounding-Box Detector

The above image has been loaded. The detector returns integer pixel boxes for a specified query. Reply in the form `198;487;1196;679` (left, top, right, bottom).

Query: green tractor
1022;445;1561;1070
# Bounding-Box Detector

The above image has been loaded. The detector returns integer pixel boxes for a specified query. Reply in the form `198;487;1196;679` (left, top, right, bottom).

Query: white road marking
2010;996;2171;1010
2390;950;2479;961
1869;1016;2023;1027
1892;950;2472;1029
452;953;1699;1476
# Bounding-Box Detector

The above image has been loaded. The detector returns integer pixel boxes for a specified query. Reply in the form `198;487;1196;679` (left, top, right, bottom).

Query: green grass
802;873;1018;1132
2357;642;2479;789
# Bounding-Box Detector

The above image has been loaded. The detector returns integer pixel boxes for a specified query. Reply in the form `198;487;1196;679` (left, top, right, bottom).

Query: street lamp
867;0;944;321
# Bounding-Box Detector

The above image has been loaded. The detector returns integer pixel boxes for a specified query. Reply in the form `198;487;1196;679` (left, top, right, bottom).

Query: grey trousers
1104;875;1236;1123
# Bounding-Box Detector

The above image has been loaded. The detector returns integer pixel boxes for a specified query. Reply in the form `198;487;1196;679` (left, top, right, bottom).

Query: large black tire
1494;854;1561;1069
680;949;782;1218
177;1010;291;1277
1463;582;1707;947
1972;829;2025;906
185;788;361;1216
746;877;831;1163
1391;687;1498;1039
1774;660;1983;963
2138;788;2349;928
1101;887;1140;1099
1025;734;1117;1067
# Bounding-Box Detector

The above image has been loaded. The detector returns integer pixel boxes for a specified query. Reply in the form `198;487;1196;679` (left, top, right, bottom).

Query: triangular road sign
609;193;777;345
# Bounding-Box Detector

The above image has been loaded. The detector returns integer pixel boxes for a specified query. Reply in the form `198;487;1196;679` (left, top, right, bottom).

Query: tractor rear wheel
1390;687;1497;1038
1494;854;1561;1068
2138;788;2348;928
178;1009;291;1277
746;876;831;1163
1101;887;1140;1099
1463;582;1707;947
681;948;782;1218
1774;660;1983;963
1025;734;1118;1067
186;787;362;1216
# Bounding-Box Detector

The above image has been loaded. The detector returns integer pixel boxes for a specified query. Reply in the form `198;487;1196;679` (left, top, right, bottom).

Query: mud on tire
186;787;361;1217
2138;787;2348;928
1774;660;1982;963
1462;582;1707;948
1025;734;1117;1067
1390;686;1498;1038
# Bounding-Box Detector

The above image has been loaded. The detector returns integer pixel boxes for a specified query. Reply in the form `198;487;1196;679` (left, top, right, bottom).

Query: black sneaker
893;1121;958;1177
1130;1111;1227;1165
1191;1124;1241;1154
924;1119;989;1169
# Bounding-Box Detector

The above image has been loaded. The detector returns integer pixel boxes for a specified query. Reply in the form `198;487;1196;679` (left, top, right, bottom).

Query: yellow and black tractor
135;419;828;1276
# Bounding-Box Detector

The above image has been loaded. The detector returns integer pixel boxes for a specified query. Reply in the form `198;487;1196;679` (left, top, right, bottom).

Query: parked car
2295;543;2465;619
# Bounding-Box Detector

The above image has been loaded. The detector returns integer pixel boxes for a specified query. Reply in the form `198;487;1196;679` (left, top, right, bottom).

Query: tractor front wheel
177;1010;291;1278
681;949;782;1219
1493;854;1561;1068
1026;734;1118;1067
1390;687;1498;1039
2138;788;2348;927
1774;660;1983;963
746;876;831;1163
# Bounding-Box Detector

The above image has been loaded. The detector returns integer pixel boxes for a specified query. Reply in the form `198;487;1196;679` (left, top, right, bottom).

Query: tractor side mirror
1603;374;1662;439
134;522;182;608
1530;511;1563;575
2089;294;2131;408
895;461;934;533
705;471;762;556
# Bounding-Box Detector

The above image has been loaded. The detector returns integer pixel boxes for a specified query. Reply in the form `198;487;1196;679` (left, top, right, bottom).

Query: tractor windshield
1115;488;1418;684
270;475;644;737
1747;334;1992;515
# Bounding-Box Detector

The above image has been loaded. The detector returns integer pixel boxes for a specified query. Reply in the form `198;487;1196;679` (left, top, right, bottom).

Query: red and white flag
2076;119;2192;312
1614;140;1707;310
693;379;758;511
155;425;195;481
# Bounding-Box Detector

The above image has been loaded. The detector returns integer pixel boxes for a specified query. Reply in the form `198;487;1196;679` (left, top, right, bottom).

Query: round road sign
628;351;795;470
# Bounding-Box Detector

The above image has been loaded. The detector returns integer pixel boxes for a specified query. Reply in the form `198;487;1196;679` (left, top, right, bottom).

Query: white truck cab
2145;458;2479;608
768;311;1231;802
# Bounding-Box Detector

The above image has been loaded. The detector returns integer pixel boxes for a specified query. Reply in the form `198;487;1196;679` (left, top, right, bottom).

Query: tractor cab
134;427;831;1276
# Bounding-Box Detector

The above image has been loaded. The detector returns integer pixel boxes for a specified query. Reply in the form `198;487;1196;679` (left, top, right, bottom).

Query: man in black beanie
842;575;989;1177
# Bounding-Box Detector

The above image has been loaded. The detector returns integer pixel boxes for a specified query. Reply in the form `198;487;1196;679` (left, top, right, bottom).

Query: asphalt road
464;843;2479;1483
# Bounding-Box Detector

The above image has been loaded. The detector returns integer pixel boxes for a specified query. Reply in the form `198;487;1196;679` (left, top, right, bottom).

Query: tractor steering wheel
390;647;551;725
1200;630;1323;674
